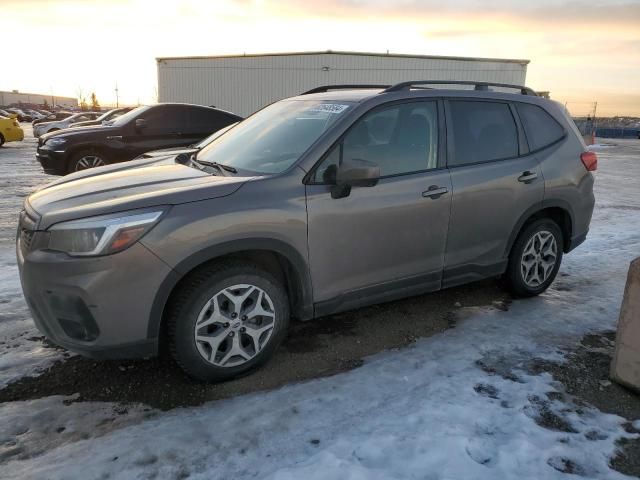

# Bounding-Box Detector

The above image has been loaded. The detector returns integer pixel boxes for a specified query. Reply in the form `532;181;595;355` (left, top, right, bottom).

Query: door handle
422;185;448;199
518;171;538;183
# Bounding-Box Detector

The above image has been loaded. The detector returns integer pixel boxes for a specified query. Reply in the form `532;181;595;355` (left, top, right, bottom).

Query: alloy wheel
520;230;558;287
75;155;105;171
193;284;276;367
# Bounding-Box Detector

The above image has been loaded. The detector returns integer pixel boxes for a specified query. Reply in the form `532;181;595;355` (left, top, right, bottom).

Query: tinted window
184;107;234;133
312;101;438;181
517;103;565;151
140;105;185;133
449;101;518;166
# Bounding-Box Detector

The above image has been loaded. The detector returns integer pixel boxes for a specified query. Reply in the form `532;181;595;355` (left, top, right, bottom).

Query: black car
32;111;73;126
70;107;134;128
36;103;242;175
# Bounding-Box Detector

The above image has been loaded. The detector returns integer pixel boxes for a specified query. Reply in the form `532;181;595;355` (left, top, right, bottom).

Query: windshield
197;100;354;174
194;122;238;148
110;105;149;127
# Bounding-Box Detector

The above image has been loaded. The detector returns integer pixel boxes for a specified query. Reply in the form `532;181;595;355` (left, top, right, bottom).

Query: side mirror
135;118;147;132
331;158;380;199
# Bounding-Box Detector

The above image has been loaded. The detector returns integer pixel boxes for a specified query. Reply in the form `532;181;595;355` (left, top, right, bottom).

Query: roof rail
382;81;537;96
301;84;390;95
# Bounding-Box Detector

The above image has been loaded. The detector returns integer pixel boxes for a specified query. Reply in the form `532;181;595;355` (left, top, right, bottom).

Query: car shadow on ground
0;279;508;410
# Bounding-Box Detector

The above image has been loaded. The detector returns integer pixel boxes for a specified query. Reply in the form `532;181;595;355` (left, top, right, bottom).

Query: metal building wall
157;52;528;117
0;91;77;108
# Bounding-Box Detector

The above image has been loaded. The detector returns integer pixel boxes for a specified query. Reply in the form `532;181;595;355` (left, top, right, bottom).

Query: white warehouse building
157;51;530;117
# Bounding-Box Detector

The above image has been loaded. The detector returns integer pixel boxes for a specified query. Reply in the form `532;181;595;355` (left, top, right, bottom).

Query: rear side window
516;103;565;151
184;107;234;133
449;101;518;166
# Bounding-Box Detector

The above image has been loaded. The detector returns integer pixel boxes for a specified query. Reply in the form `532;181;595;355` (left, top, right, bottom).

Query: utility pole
115;82;119;108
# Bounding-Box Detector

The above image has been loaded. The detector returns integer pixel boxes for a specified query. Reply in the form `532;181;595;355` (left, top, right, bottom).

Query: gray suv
17;81;596;381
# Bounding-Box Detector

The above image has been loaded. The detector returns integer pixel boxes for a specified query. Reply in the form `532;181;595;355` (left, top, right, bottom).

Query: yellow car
0;115;24;146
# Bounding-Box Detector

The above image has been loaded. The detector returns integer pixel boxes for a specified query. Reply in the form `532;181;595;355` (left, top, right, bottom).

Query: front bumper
17;231;176;359
36;145;68;175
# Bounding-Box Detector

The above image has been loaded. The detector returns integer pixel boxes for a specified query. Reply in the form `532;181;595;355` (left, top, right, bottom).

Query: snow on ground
0;129;66;388
0;136;639;479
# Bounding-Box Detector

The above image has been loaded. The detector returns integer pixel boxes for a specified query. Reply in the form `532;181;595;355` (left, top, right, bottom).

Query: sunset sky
2;0;639;116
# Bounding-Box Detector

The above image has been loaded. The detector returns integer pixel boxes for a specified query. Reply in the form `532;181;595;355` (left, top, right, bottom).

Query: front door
305;100;452;307
123;105;187;159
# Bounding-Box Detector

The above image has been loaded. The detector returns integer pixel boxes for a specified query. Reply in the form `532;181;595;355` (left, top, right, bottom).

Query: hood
139;146;199;158
34;120;60;129
40;124;117;143
28;157;253;229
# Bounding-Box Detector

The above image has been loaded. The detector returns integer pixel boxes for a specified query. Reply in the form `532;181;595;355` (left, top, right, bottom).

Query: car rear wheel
69;150;107;173
0;133;4;147
505;218;563;297
167;261;290;382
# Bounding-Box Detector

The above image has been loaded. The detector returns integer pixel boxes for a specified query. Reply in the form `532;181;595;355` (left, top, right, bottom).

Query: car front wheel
505;218;563;297
168;261;290;382
69;150;108;173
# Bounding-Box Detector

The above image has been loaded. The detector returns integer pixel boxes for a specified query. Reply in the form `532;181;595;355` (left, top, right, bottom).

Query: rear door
443;99;544;287
305;100;452;307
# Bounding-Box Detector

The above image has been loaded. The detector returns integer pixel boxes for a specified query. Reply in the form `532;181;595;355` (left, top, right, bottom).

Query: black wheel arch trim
145;237;314;340
504;199;576;258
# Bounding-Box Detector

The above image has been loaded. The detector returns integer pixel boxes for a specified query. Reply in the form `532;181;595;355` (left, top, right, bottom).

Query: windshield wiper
194;159;237;174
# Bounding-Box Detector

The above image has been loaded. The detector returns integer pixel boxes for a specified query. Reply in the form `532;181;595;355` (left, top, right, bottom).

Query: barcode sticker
308;104;350;114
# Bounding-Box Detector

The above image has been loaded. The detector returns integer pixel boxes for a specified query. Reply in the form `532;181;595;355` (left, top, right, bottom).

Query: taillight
580;151;597;171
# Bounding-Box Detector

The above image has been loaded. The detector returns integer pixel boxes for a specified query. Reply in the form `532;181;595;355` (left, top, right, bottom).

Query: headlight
47;209;166;256
46;137;66;147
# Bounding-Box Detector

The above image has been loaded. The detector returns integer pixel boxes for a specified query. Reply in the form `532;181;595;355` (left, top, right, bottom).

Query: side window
139;105;185;133
449;101;518;166
184;108;229;133
311;101;438;182
516;103;565;151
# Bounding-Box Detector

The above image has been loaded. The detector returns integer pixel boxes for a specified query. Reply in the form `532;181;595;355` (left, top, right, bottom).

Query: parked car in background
70;107;134;128
33;112;102;137
18;82;596;381
25;109;45;120
0;114;24;146
6;108;32;122
32;111;73;126
134;121;238;161
36;103;242;174
0;109;18;120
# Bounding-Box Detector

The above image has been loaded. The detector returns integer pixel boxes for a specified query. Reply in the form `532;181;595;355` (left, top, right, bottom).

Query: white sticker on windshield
308;104;350;114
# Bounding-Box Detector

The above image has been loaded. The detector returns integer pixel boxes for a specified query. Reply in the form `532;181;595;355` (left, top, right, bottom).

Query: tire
68;150;108;174
0;133;4;147
167;261;290;382
505;218;564;297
